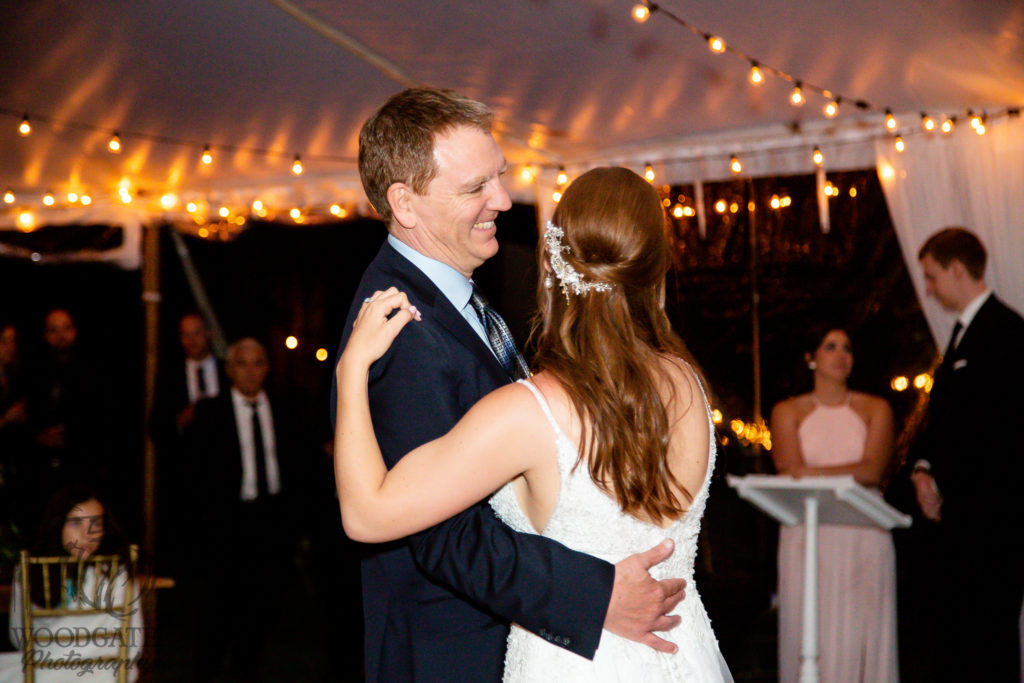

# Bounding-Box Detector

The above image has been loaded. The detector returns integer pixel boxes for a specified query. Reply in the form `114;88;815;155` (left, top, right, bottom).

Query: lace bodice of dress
490;377;729;681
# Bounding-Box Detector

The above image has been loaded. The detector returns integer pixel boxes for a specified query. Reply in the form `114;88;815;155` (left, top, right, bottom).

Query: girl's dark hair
530;166;699;524
27;484;128;607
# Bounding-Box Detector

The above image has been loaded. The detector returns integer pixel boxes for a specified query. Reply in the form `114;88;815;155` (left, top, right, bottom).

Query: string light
790;83;804;106
921;113;935;131
291;155;303;175
671;204;685;218
707;35;726;54
4;190;15;204
812;146;823;166
714;199;727;213
941;117;955;134
285;336;299;349
885;108;896;131
644;163;655;182
770;195;781;209
552;190;562;202
330;203;348;217
80;194;92;206
520;165;536;182
315;348;329;362
975;117;986;135
730;155;742;173
108;132;122;153
682;206;695;217
894;136;905;152
67;192;79;203
891;376;909;391
42;192;55;206
16;210;35;231
823;99;839;118
251;199;264;211
160;193;177;210
631;3;651;22
849;187;857;198
556;166;568;186
823;181;837;197
18;115;31;136
289;208;301;220
186;201;198;213
749;62;763;85
218;206;229;218
201;145;213;165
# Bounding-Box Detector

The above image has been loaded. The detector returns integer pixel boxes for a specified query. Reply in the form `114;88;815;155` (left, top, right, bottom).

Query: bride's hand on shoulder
339;287;421;376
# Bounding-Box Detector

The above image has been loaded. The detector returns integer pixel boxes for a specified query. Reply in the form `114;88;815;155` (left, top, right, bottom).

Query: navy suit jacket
335;241;614;682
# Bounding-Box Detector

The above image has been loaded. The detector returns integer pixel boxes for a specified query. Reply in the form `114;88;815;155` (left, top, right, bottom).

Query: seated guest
770;326;898;683
1;484;142;682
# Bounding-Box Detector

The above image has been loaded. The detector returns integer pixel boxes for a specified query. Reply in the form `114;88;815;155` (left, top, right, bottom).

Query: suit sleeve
363;319;615;660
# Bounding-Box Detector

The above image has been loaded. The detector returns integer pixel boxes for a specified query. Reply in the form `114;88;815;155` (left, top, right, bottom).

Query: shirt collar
388;234;474;312
959;289;991;330
231;387;267;408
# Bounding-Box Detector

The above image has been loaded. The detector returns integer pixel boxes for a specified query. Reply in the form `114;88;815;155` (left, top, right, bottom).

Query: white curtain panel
874;116;1024;348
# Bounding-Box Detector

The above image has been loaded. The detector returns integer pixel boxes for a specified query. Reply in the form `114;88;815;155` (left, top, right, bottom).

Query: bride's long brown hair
530;166;698;523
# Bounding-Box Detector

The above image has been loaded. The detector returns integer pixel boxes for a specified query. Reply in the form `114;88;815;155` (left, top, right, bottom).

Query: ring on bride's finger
363;297;373;303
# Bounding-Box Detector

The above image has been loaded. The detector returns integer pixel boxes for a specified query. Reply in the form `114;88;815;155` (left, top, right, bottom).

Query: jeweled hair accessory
544;221;614;299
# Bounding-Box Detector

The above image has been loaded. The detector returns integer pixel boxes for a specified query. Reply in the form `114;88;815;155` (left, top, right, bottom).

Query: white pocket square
953;359;968;370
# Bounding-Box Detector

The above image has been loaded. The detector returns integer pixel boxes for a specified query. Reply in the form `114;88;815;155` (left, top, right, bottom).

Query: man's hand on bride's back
604;539;685;653
339;287;421;375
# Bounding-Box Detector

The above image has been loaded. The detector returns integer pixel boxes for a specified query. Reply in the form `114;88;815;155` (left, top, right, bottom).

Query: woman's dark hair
26;484;128;607
530;166;699;524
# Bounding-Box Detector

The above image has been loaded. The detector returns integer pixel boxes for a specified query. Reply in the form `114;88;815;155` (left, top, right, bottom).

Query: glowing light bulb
552;190;562;203
770;195;781;210
291;155;303;175
730;156;742;174
790;84;804;106
707;36;726;54
969;113;981;129
749;63;763;85
885;109;896;130
108;132;122;153
315;348;329;362
714;199;727;213
780;195;792;207
80;194;92;206
42;192;55;207
3;190;14;204
520;166;536;182
729;202;739;213
251;200;264;211
941;118;954;134
67;192;79;203
556;166;568;186
849;187;857;198
186;201;198;213
644;164;655;183
671;204;684;218
913;373;930;389
682;206;695;217
218;206;229;218
18;115;31;136
198;227;210;238
711;409;723;425
975;119;986;135
824;99;839;118
891;376;909;392
119;189;132;204
894;136;905;152
813;146;824;165
289;208;301;220
922;114;935;131
824;182;837;197
631;3;650;22
160;193;177;210
201;145;213;165
285;335;298;350
17;210;35;231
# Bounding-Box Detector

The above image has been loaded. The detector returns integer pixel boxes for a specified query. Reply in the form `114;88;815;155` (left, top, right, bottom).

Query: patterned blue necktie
469;285;530;380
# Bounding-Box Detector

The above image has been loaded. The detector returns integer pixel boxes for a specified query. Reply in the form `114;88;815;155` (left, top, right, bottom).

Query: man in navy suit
336;88;686;682
909;227;1024;681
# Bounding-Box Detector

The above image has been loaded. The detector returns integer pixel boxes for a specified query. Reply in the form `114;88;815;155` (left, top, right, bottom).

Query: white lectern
727;475;911;683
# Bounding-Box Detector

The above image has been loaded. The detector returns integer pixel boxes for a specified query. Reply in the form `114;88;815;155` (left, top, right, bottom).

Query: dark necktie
249;401;270;499
195;365;207;398
944;321;963;358
469;286;530;381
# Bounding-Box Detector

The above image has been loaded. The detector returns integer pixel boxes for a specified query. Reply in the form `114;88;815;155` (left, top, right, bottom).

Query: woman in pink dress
770;327;898;683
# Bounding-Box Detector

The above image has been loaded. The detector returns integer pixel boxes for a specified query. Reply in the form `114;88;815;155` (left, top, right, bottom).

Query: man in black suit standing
188;337;300;679
909;227;1024;681
336;88;686;682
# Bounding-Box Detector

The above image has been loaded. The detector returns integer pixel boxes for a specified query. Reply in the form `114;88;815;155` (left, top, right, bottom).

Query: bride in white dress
335;166;732;682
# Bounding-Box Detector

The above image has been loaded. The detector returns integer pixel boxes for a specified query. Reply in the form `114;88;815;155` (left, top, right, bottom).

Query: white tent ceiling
2;0;1023;228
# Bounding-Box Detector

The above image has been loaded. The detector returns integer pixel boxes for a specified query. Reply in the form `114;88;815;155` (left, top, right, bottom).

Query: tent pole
141;223;161;566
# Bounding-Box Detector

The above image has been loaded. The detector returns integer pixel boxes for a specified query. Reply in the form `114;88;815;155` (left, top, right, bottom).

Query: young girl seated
1;484;142;683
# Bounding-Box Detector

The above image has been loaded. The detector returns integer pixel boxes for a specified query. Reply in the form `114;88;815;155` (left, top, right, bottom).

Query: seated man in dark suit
908;227;1024;681
187;337;303;679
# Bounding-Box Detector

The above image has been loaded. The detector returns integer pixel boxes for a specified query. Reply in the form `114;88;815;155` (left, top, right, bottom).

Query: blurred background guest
0;322;28;529
770;326;898;683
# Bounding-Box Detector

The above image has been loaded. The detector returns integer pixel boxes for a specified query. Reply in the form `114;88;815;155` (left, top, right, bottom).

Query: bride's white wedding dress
490;380;733;682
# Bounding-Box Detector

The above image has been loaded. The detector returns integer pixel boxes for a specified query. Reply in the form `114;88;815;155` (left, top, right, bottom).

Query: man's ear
387;182;416;230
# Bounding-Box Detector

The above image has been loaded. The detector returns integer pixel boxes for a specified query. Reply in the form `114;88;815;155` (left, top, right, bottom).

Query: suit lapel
377;243;509;382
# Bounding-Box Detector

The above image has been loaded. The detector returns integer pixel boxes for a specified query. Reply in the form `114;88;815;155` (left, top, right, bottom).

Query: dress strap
517;379;564;440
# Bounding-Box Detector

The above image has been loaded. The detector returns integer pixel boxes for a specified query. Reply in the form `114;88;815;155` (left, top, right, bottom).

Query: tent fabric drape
875;116;1024;348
